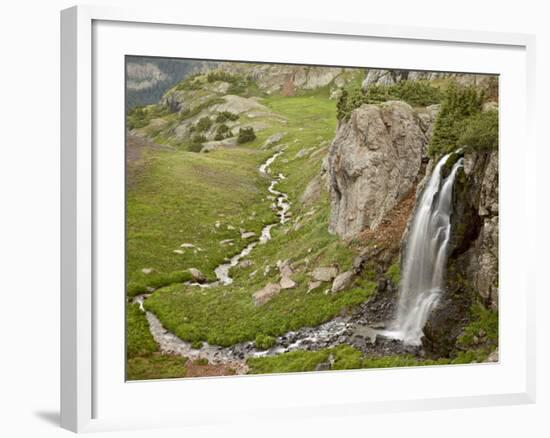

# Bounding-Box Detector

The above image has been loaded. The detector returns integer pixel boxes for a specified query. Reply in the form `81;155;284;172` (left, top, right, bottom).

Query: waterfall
391;153;464;345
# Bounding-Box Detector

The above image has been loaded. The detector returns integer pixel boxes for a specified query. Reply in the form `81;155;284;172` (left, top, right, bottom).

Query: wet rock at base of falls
252;283;282;306
280;276;296;290
141;268;154;275
188;268;206;283
312;266;339;282
331;271;354;293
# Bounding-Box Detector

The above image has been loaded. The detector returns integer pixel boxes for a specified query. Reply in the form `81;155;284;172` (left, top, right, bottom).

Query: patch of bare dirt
359;187;417;252
185;360;237;378
281;74;295;96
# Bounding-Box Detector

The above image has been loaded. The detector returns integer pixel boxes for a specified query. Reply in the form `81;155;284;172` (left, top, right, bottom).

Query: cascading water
390;153;464;345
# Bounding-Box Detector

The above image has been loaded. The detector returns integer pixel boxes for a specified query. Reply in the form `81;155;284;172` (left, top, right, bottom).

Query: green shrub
188;134;207;152
194;358;209;366
457;302;498;350
458;110;498;153
196;116;213;132
215;111;239;123
207;71;237;83
214;124;232;141
429;83;485;156
237;127;256;144
255;334;276;350
385;262;401;286
126;105;169;130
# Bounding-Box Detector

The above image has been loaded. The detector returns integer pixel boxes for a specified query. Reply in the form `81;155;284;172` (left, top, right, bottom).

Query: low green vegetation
385;262;401;286
246;345;462;374
247;344;496;374
457;301;498;354
126;303;158;356
126;146;275;296
255;334;276;350
127;105;170;130
127;354;188;380
144;274;376;347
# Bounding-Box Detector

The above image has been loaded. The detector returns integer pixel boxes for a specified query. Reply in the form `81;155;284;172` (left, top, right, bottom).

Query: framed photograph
61;5;536;433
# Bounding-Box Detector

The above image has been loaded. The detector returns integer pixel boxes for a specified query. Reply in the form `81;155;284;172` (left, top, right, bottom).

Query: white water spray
390;153;464;345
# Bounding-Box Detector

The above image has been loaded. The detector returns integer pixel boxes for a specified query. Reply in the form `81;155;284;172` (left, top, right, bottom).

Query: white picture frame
61;4;536;433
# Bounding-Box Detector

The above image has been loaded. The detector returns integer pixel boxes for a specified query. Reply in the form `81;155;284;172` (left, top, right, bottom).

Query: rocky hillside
219;62;357;95
126;57;217;108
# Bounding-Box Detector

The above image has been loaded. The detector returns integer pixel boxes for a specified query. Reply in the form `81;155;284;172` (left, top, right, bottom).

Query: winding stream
133;150;428;373
133;151;305;372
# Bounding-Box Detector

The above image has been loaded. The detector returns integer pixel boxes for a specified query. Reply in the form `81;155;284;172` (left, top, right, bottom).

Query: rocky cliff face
219;63;355;95
422;150;499;356
362;68;496;91
327;101;438;239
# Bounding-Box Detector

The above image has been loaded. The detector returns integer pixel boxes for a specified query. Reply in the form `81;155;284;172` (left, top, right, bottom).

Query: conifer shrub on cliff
428;83;486;156
458;109;499;153
336;80;442;120
237;127;256;144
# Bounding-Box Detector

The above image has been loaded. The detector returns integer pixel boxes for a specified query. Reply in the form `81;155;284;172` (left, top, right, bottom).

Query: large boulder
327;101;432;239
312;267;339;282
331;271;354;293
252;283;281;306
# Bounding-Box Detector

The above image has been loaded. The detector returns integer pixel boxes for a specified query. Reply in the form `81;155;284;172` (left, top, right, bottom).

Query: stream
133;151;413;373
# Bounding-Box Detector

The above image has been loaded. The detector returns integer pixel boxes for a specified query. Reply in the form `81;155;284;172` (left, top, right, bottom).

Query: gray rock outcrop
252;283;282;306
327;101;433;239
331;271;354;293
362;68;496;91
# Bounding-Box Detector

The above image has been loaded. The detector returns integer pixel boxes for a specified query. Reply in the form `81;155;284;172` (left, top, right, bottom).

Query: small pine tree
237;127;256;144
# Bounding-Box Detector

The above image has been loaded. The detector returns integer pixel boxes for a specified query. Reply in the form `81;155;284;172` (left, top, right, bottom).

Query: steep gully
133;152;462;373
